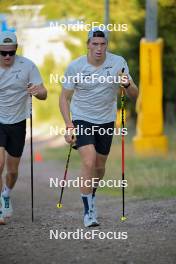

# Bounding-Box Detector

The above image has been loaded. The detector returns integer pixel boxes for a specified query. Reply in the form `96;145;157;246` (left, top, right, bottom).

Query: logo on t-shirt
104;66;113;70
11;70;21;80
3;37;13;44
107;71;111;76
82;74;91;80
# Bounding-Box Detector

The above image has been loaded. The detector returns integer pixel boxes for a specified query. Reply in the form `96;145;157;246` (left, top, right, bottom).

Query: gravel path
0;139;176;264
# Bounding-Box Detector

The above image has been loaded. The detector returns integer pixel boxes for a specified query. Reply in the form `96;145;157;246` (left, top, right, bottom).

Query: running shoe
1;194;13;218
84;211;99;227
82;195;99;227
0;208;5;225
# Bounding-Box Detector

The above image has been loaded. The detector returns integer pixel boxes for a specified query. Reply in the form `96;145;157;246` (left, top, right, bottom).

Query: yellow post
133;38;168;155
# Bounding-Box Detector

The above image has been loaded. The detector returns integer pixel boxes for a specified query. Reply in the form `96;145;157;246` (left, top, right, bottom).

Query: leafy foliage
0;0;175;121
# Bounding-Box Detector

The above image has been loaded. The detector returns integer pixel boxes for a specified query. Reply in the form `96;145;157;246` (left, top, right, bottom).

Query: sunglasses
0;50;16;57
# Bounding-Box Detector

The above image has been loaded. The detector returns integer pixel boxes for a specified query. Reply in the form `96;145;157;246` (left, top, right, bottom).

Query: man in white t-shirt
59;27;138;227
0;31;47;224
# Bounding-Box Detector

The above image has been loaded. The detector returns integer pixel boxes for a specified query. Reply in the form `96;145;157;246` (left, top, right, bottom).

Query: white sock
2;185;11;197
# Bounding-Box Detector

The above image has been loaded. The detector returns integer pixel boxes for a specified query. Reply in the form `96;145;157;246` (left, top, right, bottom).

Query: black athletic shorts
0;120;26;157
72;120;114;155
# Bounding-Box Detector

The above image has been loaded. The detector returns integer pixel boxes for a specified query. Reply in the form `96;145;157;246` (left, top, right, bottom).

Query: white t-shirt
63;52;132;124
0;55;42;124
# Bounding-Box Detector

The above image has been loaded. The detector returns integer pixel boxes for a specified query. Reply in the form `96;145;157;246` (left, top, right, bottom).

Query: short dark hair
92;31;106;38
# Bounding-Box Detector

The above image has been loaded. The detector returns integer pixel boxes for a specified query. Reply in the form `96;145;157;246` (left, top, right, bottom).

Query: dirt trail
0;138;176;264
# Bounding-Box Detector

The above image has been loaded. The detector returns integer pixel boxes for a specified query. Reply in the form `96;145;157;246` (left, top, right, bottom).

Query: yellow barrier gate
133;38;168;155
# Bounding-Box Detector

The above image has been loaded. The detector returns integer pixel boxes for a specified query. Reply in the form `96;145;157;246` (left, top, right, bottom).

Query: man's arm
59;88;74;127
28;83;47;100
59;88;75;144
125;79;138;100
118;67;138;100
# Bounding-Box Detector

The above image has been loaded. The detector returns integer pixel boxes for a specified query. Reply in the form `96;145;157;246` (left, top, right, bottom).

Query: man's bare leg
0;147;5;192
1;153;21;218
93;152;108;195
78;144;99;226
90;153;108;219
0;147;6;224
78;144;96;194
6;153;21;190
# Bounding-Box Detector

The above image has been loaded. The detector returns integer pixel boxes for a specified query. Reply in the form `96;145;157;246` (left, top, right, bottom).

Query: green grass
44;145;81;170
44;122;176;199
